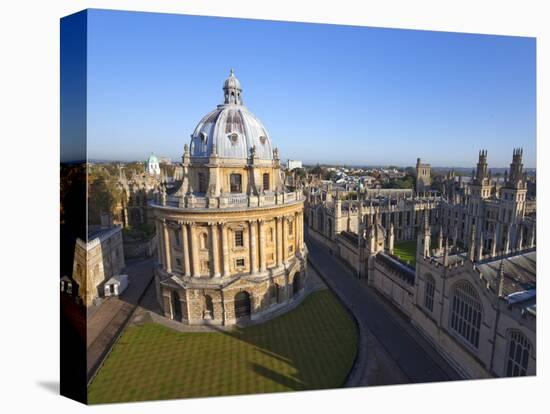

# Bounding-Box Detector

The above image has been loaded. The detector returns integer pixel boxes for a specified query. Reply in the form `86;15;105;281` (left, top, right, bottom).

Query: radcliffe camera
59;9;536;405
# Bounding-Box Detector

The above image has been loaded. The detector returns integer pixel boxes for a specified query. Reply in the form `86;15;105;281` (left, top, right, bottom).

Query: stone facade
152;72;308;326
307;148;536;378
71;226;126;306
416;157;431;195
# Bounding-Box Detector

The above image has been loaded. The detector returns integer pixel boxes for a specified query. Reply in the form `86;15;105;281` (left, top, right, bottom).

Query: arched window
234;229;244;247
263;173;270;190
234;291;251;320
450;281;482;348
171;291;182;322
198;172;207;193
506;330;532;377
273;283;281;303
424;274;435;312
174;229;181;247
201;233;208;249
204;295;214;320
293;272;301;295
230;173;242;193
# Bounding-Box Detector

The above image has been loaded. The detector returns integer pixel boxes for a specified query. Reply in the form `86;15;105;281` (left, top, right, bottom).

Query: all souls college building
306;149;536;379
151;71;307;325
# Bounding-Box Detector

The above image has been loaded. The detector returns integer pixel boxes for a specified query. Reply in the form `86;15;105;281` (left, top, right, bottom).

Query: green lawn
393;240;418;267
393;239;439;267
88;290;358;404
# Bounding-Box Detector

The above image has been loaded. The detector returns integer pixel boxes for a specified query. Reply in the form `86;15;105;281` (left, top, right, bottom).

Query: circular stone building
152;71;308;325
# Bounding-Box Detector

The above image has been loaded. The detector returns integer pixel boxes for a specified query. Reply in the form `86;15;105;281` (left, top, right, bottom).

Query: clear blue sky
86;9;536;168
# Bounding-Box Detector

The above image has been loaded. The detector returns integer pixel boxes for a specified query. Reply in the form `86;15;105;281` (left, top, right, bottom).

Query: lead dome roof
189;70;274;160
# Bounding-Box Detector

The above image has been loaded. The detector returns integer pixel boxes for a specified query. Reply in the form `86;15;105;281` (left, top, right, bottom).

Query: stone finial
273;147;279;160
497;259;505;297
443;237;449;267
160;184;167;206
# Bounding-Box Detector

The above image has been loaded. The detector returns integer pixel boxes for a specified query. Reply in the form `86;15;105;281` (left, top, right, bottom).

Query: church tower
500;148;528;252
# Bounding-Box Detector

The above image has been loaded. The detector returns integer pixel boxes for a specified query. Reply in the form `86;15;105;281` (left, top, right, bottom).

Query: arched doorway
234;291;251;321
293;272;301;296
204;295;214;320
171;291;182;322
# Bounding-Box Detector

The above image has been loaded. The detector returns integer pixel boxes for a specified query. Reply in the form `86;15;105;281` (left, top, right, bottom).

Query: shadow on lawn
203;289;355;393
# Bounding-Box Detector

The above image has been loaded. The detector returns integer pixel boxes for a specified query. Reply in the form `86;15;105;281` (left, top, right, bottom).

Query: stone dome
189;70;274;160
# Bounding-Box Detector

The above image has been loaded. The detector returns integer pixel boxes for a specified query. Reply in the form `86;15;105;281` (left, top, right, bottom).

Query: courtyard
88;290;358;404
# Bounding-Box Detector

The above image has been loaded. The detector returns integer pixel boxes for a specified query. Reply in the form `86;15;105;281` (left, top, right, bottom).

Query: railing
157;191;304;210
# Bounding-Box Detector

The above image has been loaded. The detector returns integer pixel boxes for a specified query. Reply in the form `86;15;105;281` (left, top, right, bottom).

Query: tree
88;169;122;225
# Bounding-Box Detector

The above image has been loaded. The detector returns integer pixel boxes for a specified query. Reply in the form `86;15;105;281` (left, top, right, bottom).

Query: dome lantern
189;71;274;160
223;69;242;105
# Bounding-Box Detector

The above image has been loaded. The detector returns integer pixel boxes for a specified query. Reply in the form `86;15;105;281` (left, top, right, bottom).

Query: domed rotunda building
152;71;308;325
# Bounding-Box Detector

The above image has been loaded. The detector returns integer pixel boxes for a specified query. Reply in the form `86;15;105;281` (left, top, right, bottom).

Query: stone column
249;219;258;274
221;223;230;277
156;219;166;269
276;216;283;267
162;219;172;273
294;212;299;254
190;223;200;277
282;216;288;263
259;219;266;272
182;222;191;277
211;222;221;277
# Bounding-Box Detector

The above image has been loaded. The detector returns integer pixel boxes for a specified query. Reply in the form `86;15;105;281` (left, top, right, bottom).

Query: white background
0;0;547;412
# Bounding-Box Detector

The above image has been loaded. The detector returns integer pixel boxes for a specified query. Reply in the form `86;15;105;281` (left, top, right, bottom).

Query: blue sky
86;9;536;168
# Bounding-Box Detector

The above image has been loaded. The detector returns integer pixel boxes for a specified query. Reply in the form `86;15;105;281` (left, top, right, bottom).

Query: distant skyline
86;9;536;168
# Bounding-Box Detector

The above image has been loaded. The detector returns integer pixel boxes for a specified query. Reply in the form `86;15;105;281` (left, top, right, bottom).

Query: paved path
86;257;155;381
306;233;462;384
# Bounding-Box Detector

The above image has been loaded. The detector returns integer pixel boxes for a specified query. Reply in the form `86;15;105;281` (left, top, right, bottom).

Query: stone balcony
154;190;305;211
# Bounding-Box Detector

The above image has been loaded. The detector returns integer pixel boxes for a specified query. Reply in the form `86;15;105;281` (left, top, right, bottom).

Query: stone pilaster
182;221;191;277
249;219;258;274
282;216;288;263
294;212;299;254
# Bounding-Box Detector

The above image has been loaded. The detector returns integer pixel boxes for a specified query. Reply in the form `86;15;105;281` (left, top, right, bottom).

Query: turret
335;189;342;219
388;222;395;254
476;230;484;262
475;149;489;184
422;211;431;258
506;148;525;189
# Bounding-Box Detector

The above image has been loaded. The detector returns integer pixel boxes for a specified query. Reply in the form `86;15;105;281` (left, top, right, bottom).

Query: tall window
201;233;208;249
424;275;435;312
230;173;242;193
288;220;294;236
506;331;532;377
450;281;482;348
263;173;270;190
198;172;207;193
234;230;244;247
174;229;181;247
